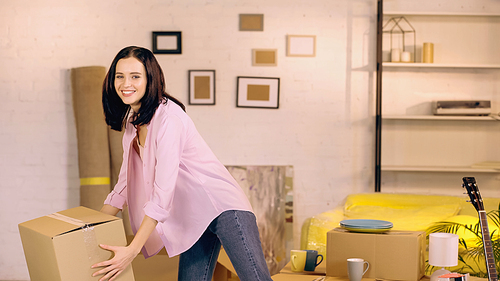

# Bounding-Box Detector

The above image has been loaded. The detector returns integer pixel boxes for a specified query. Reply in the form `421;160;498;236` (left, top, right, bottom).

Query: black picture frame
188;70;216;105
236;76;280;109
152;31;182;54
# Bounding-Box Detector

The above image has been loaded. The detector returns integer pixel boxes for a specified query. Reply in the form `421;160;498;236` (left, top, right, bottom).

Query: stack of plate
340;219;393;233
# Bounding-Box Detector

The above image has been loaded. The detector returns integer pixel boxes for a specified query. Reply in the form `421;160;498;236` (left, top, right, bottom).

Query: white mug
347;258;369;281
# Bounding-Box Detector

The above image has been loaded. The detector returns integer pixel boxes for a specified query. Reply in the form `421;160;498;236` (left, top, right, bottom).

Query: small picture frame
239;14;264;31
189;70;215;105
152;31;182;54
286;35;316;57
252;49;277;66
237;76;280;109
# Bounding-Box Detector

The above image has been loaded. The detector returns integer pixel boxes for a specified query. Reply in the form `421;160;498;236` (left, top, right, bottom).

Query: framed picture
152;31;182;54
252;49;277;66
189;70;215;105
239;14;264;31
286;35;316;57
237;76;280;109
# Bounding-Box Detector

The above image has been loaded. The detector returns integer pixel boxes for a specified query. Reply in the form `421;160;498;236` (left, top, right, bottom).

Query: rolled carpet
71;66;110;211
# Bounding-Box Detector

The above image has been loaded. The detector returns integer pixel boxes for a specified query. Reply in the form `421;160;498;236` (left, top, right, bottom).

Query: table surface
279;260;327;276
274;262;488;281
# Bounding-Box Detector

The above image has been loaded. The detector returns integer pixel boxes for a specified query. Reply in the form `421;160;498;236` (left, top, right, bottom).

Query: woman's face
114;57;147;111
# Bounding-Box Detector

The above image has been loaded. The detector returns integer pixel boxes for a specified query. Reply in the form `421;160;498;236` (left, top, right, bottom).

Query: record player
432;100;491;116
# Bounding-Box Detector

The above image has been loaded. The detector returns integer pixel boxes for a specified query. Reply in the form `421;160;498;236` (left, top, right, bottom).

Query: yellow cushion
458;198;500;216
301;192;500;270
303;209;344;256
344;193;461;231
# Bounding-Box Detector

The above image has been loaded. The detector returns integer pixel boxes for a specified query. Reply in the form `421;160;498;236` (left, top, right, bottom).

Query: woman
91;46;272;281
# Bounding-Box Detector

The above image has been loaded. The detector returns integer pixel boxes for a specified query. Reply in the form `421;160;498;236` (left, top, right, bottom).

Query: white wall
0;0;377;279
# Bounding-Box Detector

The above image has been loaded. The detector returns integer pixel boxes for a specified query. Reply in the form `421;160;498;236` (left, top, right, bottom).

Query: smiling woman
114;57;147;112
96;46;273;281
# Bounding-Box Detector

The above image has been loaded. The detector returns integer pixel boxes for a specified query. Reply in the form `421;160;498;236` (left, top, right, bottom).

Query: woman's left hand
91;244;138;281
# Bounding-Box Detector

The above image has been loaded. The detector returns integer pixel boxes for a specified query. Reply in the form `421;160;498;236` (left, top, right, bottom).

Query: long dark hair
102;46;185;131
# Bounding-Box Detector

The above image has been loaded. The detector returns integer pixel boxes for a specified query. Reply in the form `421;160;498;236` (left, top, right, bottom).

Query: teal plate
342;226;392;233
340;219;393;230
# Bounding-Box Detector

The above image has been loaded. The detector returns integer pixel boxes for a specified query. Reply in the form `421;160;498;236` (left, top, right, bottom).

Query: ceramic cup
290;250;307;272
401;51;412;62
347;258;369;281
304;250;324;271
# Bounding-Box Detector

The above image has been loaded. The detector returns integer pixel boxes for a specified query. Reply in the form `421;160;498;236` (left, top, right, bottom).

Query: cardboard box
132;252;178;281
326;228;425;281
131;248;238;281
129;234;237;281
19;206;135;281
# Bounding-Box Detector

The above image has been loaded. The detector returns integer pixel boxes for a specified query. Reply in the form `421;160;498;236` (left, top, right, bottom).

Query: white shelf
383;63;500;69
384;11;500;17
383;115;498;121
382;165;500;173
379;6;500;190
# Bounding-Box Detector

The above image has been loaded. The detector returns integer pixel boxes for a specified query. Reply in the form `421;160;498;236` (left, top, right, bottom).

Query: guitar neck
479;210;498;281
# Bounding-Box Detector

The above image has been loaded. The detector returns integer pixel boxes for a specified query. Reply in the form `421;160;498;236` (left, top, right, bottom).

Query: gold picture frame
239;14;264;31
252;49;277;66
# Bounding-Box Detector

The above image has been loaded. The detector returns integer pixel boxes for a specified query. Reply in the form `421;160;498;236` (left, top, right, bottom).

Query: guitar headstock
462;177;485;212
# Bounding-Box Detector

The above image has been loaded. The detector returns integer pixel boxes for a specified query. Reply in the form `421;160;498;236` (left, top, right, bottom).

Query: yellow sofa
300;193;500;275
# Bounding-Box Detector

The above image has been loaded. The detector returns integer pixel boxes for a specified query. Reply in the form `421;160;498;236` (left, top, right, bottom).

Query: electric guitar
462;177;498;281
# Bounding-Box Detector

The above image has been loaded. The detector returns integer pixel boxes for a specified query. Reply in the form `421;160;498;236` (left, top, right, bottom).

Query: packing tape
80;177;110;186
47;212;101;262
47;212;87;227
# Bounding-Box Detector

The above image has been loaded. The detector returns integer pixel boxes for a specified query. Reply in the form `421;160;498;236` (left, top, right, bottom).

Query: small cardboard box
19;206;135;281
326;228;425;281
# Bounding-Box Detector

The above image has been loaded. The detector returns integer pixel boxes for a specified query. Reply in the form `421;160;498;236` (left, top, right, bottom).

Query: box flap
57;206;118;225
18;206;119;238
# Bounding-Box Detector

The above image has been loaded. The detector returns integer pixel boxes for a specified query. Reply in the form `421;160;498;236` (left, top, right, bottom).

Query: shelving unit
375;1;500;192
383;63;500;69
383;115;497;121
384;11;500;17
381;166;499;173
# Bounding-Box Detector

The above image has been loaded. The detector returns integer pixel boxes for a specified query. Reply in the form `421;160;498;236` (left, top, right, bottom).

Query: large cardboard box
326;228;425;281
129;234;238;281
131;248;238;281
19;206;135;281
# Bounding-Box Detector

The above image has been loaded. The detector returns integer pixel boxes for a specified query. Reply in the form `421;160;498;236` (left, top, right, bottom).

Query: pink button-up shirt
104;100;253;258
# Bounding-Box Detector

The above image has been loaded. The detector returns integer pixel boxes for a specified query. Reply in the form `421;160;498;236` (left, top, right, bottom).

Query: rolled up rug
71;66;110;211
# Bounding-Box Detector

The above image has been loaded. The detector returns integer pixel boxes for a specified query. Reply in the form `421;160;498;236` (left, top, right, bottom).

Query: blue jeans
178;210;273;281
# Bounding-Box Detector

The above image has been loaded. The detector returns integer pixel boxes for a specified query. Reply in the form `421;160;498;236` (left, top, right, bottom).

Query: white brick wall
0;0;379;279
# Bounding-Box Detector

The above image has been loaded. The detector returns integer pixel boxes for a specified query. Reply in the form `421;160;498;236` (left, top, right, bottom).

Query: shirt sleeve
103;131;130;210
143;114;185;223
